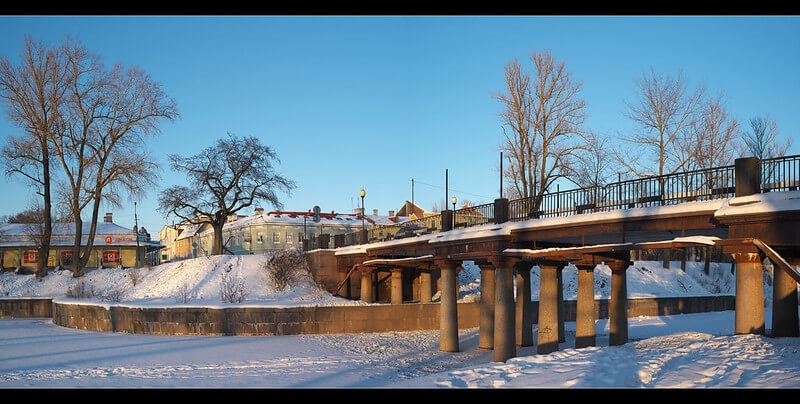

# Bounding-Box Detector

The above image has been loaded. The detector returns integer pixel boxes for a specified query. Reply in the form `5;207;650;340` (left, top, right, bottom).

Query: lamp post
359;188;366;244
451;196;457;229
303;210;309;251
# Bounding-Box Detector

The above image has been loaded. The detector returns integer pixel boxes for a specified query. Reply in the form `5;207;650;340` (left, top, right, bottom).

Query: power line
411;179;493;201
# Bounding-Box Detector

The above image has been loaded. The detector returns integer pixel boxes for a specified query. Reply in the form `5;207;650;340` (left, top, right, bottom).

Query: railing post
442;209;453;231
735;157;760;196
494;198;509;224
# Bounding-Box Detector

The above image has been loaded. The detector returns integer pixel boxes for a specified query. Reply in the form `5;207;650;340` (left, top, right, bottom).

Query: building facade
0;213;161;271
158;207;409;262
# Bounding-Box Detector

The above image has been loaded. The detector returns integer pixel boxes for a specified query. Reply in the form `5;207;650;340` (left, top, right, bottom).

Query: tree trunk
212;221;225;255
72;218;85;277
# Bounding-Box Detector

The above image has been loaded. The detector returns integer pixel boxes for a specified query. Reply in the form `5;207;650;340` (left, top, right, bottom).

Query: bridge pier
608;259;631;346
390;267;403;304
490;255;516;362
733;252;766;335
419;269;433;304
436;259;460;352
478;262;495;349
574;263;597;349
537;262;564;354
772;257;800;337
515;261;534;347
359;266;375;303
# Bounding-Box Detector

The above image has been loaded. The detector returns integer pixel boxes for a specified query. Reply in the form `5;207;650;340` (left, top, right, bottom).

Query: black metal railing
330;155;800;248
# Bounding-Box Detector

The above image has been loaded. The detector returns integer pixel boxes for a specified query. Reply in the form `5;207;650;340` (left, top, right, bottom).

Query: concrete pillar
557;265;565;343
772;257;800;337
538;263;560;354
492;256;516;362
442;210;453;231
390;267;403;305
419;270;433;303
494;198;509;224
608;260;630;346
478;263;495;349
515;261;534;347
359;266;375;303
337;266;351;299
575;263;597;349
437;259;459;352
733;252;766;335
735;156;760;197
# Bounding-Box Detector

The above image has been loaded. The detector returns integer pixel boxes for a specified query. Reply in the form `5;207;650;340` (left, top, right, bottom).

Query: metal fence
329;155;800;249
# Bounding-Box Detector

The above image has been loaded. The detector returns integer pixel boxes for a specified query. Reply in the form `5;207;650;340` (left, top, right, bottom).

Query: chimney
373;209;378;216
254;207;264;216
104;212;113;223
388;210;395;217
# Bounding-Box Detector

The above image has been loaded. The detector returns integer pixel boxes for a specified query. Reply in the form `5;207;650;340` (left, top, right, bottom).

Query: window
23;250;38;264
103;250;120;264
286;232;292;243
257;232;263;244
60;251;73;265
272;232;280;243
298;232;305;242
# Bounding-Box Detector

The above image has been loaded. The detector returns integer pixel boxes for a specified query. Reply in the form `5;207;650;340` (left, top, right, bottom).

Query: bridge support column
419;270;433;304
537;262;564;354
772;257;800;337
436;259;459;352
733;252;766;335
574;263;597;349
359;266;375;303
608;260;630;346
515;261;534;347
491;255;516;362
390;267;403;305
478;263;495;349
338;265;351;299
557;265;565;343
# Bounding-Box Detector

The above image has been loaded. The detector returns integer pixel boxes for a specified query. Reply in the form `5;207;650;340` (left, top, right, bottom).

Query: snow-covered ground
2;251;797;389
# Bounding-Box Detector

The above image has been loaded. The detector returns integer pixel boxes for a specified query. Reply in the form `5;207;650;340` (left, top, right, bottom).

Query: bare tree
158;133;296;256
688;92;742;191
616;67;706;178
743;115;792;160
45;37;178;277
6;205;47;224
0;35;70;278
569;131;615;188
493;50;587;213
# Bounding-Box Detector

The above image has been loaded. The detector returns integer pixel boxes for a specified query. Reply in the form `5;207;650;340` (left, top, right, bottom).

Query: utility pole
134;202;140;268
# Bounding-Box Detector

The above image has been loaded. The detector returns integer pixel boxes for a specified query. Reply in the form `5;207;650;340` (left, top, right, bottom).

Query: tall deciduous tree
53;37;177;277
493;50;587;213
0;35;70;278
616;67;706;178
689;92;741;172
1;35;178;278
743;114;791;160
158;133;296;256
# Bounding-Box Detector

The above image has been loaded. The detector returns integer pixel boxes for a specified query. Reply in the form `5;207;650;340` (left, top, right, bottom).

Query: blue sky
0;15;798;234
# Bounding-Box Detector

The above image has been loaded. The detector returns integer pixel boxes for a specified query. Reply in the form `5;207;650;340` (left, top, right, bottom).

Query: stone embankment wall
0;295;734;336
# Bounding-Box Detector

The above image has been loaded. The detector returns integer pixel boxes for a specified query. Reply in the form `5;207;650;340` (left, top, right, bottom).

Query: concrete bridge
307;156;800;362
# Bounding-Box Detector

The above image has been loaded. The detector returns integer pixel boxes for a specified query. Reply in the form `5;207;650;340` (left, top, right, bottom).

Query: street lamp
451;196;457;229
359;188;366;244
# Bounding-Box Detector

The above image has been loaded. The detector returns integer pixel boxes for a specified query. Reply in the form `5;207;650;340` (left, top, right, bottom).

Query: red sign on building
23;250;38;264
102;250;119;264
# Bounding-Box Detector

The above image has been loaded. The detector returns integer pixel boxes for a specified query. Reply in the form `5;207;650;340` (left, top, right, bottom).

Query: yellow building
158;207;408;260
0;213;161;272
